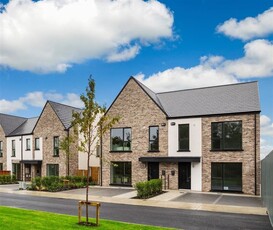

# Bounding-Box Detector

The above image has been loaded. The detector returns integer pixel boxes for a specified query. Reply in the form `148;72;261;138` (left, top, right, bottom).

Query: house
101;77;260;195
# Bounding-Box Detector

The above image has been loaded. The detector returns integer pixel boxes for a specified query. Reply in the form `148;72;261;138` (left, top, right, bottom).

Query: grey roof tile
48;101;82;129
0;113;27;136
8;117;39;136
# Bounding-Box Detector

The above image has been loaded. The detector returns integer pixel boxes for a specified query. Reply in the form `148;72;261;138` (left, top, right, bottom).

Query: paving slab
217;195;263;207
172;192;221;204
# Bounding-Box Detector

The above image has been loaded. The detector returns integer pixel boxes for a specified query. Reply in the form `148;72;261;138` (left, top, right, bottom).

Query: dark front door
179;162;191;189
25;164;31;181
148;162;159;180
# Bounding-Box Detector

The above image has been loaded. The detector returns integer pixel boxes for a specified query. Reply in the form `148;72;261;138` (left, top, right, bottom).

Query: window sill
109;183;132;187
147;150;160;153
11;156;16;157
177;150;190;152
35;149;40;151
25;149;31;151
53;155;59;157
210;149;244;152
109;151;132;153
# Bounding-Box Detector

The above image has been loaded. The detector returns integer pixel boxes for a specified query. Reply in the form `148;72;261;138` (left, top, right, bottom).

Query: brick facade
0;126;7;170
102;78;168;187
33;103;78;177
202;114;260;195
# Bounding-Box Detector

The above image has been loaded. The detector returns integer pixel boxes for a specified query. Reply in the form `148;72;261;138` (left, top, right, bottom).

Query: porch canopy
20;160;42;165
139;157;200;163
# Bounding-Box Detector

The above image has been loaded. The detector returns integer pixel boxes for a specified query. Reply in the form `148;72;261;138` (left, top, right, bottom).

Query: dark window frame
110;161;132;186
11;140;16;157
178;124;190;151
148;126;159;152
26;138;31;151
0;141;3;157
35;138;40;150
0;163;3;171
53;136;59;157
46;164;59;176
211;121;243;151
110;127;132;152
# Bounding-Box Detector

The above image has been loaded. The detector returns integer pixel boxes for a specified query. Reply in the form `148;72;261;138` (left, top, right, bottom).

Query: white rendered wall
6;136;21;171
34;137;43;160
21;135;33;160
191;162;202;191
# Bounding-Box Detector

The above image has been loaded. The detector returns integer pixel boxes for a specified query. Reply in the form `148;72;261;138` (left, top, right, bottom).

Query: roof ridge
48;100;82;110
157;81;258;95
0;113;27;119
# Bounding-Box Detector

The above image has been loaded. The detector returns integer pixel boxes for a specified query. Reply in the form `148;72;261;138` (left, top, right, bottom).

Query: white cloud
0;91;83;113
217;7;273;40
0;0;173;73
260;115;273;137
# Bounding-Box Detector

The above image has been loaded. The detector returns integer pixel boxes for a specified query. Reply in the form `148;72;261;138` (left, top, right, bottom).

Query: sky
0;0;272;158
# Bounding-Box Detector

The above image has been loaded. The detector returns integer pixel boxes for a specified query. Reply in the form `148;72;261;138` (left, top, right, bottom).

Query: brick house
101;77;260;195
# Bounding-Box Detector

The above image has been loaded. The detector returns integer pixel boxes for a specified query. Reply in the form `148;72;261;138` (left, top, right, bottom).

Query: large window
53;136;59;156
35;138;40;150
111;128;131;151
12;163;21;180
26;138;31;150
0;141;3;157
0;163;3;171
211;163;242;192
11;140;16;157
47;164;59;176
149;126;159;151
211;121;242;150
178;124;189;151
110;162;132;186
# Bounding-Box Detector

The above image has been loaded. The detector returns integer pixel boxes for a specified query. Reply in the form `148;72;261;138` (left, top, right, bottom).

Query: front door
179;162;191;189
25;164;31;181
148;162;159;180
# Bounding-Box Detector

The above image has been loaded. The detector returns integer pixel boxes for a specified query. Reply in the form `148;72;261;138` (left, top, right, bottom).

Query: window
35;138;40;150
12;163;21;180
53;136;59;156
178;124;189;151
0;163;3;171
110;162;131;185
111;128;131;151
26;138;31;150
46;164;59;176
0;141;3;157
149;126;159;151
211;163;242;192
96;145;101;157
11;140;16;157
211;121;242;150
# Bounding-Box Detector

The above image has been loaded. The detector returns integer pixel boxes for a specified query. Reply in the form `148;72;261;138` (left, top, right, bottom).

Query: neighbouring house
101;77;260;195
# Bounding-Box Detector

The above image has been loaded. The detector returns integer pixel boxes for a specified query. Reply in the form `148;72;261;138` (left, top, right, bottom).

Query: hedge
135;179;162;199
0;175;17;184
29;176;93;192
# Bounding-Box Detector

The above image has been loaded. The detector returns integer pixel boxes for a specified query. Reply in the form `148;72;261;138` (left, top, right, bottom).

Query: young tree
72;76;119;224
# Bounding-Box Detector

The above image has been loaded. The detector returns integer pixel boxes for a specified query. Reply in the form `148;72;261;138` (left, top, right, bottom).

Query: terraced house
101;77;260;195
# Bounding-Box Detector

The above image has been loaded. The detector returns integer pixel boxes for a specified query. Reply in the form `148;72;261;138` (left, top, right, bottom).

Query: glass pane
179;124;189;150
149;126;159;151
211;163;223;190
111;162;131;185
223;163;242;191
224;122;242;149
211;123;222;150
111;129;124;151
123;128;131;151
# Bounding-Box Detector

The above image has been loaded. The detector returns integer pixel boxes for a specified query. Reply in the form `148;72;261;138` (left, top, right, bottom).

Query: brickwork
0;126;7;170
159;162;178;190
33;103;78;177
102;79;168;187
202;114;260;195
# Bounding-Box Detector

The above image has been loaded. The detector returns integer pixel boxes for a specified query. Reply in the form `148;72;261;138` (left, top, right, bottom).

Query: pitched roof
48;101;82;129
8;117;39;137
133;78;260;118
0;113;27;136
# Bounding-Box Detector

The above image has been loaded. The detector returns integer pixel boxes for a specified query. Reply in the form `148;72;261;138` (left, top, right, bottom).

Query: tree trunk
86;154;90;223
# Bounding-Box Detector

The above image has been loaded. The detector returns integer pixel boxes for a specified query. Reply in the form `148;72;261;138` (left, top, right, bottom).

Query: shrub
135;179;162;199
0;175;17;185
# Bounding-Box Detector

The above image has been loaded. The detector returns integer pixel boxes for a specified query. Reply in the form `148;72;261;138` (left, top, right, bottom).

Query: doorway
178;162;191;189
148;162;159;180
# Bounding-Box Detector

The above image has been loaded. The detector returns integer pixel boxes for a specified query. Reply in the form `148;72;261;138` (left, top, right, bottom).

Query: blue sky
0;0;272;158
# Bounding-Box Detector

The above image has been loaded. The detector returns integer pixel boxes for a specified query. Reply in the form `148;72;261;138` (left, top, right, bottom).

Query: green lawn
0;206;174;230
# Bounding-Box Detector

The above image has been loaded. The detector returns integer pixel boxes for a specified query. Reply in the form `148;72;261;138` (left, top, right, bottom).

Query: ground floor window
46;164;59;176
211;163;242;192
0;163;3;171
12;163;21;180
110;162;131;186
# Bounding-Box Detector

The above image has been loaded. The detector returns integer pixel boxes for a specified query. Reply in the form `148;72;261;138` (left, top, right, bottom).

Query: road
0;193;271;230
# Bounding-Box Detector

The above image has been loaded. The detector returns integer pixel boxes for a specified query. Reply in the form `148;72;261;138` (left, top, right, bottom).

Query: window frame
0;141;3;157
26;138;31;151
53;136;59;157
35;138;40;150
11;140;16;157
148;126;159;152
46;164;59;176
211;121;243;151
110;127;132;152
178;124;190;151
110;161;132;186
0;163;3;171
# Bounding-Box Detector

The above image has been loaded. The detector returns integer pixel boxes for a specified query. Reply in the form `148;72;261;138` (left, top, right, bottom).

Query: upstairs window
26;138;31;151
0;141;3;157
178;124;190;151
53;136;59;156
111;128;131;151
211;121;242;151
11;140;16;157
149;126;159;151
35;138;40;150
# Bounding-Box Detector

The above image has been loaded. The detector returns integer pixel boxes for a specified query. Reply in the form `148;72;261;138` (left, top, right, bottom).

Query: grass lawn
0;206;174;230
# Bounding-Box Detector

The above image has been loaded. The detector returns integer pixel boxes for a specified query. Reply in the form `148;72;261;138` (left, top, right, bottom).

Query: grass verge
0;206;173;230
